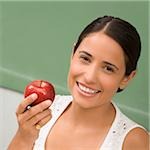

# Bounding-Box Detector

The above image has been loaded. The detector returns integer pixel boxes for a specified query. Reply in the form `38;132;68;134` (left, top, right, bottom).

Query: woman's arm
7;93;52;150
123;127;149;150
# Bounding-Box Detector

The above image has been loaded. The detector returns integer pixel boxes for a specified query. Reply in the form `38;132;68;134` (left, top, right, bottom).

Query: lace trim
33;95;144;150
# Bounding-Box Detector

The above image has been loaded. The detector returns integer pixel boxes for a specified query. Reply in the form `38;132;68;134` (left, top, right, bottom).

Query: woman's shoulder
50;95;72;114
113;102;149;149
54;95;73;101
52;95;72;106
122;127;149;150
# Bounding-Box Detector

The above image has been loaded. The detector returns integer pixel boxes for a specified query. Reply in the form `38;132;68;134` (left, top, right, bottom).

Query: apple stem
40;80;42;87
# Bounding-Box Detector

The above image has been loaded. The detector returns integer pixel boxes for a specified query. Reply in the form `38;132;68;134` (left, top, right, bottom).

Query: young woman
8;16;149;150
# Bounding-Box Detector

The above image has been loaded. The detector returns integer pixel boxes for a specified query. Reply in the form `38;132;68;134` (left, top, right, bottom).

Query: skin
67;32;149;149
8;32;149;150
7;94;52;150
68;31;132;110
46;32;149;149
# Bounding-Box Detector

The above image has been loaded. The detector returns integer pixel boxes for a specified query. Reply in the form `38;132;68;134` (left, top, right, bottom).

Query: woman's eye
80;56;90;63
104;66;115;73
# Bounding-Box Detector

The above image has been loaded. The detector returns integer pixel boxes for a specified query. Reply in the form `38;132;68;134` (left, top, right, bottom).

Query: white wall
0;87;23;149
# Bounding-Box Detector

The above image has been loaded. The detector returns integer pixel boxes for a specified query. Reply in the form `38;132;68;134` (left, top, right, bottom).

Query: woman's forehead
77;32;124;58
75;32;126;68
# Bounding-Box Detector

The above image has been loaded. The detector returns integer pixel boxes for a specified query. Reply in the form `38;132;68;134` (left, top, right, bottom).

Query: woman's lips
76;81;101;95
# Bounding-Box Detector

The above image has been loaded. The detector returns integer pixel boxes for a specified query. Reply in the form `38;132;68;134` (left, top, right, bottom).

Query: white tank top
33;95;144;150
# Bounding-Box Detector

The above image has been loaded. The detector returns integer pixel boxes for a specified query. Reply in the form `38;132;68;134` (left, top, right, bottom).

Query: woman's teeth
78;82;100;94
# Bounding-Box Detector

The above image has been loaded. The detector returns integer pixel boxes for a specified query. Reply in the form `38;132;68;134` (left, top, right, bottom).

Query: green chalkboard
0;1;149;130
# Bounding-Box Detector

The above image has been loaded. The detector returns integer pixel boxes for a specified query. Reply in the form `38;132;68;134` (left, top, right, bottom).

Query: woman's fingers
15;93;53;134
18;103;52;132
35;113;52;130
16;93;38;115
19;100;52;123
28;108;52;127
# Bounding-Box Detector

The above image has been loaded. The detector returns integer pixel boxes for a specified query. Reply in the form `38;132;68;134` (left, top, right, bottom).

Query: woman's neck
65;101;116;129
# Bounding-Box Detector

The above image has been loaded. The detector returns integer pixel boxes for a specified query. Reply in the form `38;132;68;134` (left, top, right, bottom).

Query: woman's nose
84;65;98;84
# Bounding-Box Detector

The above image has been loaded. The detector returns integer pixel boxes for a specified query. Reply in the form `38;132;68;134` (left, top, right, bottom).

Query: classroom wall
0;1;149;144
0;88;22;149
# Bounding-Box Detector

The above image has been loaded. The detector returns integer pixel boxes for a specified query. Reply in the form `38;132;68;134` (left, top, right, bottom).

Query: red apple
24;80;55;106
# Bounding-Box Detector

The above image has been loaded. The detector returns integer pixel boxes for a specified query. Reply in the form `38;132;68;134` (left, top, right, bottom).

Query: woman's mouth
76;82;101;95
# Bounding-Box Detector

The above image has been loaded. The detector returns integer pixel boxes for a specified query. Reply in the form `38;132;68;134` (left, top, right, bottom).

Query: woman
8;16;149;150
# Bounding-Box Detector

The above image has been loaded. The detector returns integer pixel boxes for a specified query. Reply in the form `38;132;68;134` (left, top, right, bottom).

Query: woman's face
68;32;132;109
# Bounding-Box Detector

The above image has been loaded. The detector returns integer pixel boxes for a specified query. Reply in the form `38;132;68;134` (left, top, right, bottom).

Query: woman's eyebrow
79;51;92;57
79;51;119;70
103;61;119;70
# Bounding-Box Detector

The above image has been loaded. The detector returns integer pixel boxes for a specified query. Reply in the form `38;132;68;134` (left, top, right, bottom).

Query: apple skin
24;80;55;106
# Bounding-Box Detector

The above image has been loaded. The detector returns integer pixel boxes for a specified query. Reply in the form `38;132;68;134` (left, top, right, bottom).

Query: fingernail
45;100;52;106
31;93;38;100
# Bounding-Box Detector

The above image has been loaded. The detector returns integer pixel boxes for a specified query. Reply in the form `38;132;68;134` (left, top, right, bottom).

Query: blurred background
0;1;149;149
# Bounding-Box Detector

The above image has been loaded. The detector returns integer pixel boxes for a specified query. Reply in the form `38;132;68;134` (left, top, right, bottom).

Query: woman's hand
8;93;52;150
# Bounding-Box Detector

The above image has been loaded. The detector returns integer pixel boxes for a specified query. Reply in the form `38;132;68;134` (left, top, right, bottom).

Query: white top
33;95;144;150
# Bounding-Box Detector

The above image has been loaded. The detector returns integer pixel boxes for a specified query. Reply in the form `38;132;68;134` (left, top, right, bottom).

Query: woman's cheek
100;75;120;92
67;61;81;90
70;61;83;76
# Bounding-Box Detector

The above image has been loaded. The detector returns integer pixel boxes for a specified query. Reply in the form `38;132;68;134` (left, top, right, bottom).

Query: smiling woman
7;15;149;150
68;32;128;108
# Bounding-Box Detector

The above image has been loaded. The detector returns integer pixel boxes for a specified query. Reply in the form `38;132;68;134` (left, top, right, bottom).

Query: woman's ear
73;42;76;47
119;71;136;90
70;42;76;60
71;42;76;57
